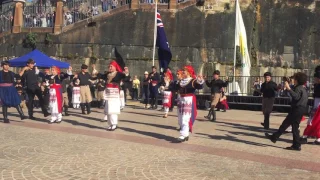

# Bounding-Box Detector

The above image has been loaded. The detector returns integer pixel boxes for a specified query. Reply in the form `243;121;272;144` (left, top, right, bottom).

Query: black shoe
29;116;36;120
44;112;50;117
215;109;220;111
169;108;173;112
80;104;86;114
261;123;269;129
222;109;226;112
86;103;91;115
284;146;301;151
265;133;277;143
16;106;27;120
3;119;10;123
313;141;320;145
300;137;308;144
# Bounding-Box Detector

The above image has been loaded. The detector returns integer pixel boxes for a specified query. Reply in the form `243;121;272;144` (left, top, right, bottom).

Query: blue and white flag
156;11;172;73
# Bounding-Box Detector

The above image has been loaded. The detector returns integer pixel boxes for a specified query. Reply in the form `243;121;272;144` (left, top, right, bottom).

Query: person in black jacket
122;67;132;103
149;66;161;109
142;71;150;109
260;72;278;129
265;72;308;151
19;59;50;120
204;70;228;122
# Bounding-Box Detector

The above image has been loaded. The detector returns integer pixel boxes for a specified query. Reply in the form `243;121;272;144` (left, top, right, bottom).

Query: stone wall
1;0;320;77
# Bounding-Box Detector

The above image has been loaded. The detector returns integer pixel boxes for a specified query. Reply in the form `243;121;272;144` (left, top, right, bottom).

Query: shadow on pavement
121;119;177;131
195;132;283;149
119;126;177;142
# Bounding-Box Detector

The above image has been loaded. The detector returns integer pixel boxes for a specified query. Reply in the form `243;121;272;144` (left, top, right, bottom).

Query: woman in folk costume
175;69;183;130
48;66;65;124
176;65;204;142
72;75;81;109
103;60;125;131
0;61;26;123
301;66;320;145
160;70;174;118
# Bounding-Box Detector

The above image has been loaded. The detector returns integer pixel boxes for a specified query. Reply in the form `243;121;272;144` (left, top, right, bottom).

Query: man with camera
265;72;308;151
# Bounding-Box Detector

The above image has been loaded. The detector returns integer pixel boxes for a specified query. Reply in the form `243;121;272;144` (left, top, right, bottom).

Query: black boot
80;103;86;114
204;108;212;120
16;105;27;120
86;103;91;115
64;106;70;116
2;106;9;123
212;109;216;122
100;100;104;109
262;114;270;129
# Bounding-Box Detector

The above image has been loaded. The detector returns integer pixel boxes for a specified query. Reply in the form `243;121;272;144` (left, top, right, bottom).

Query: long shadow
9;113;49;123
215;129;293;144
62;119;106;130
123;111;164;118
120;119;177;130
215;121;277;133
119;126;177;142
69;112;103;122
195;132;283;149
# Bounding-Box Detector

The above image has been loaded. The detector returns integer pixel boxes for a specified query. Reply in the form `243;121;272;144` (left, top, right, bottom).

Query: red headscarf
51;66;61;75
184;65;196;78
109;60;123;73
165;70;173;81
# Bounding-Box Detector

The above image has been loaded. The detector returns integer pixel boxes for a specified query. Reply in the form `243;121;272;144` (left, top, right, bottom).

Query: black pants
143;87;149;105
273;106;304;148
26;88;48;117
132;88;138;100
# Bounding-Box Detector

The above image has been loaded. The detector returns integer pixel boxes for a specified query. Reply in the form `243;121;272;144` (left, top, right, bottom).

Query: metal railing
139;0;169;3
0;6;13;33
63;0;130;26
199;76;314;97
23;5;55;27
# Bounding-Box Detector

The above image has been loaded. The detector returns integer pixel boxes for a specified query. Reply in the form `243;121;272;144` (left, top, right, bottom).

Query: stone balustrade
2;0;197;36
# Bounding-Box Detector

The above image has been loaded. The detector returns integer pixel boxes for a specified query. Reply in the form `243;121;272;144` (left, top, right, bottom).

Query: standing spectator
112;0;118;9
142;71;149;108
148;66;160;109
33;16;37;27
66;12;73;25
253;77;262;96
122;67;132;103
132;75;140;100
101;0;109;12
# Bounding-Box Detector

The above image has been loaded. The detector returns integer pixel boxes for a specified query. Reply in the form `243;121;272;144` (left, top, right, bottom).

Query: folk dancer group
2;59;320;146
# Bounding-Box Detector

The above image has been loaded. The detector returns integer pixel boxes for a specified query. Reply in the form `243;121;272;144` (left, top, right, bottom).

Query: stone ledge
21;27;54;33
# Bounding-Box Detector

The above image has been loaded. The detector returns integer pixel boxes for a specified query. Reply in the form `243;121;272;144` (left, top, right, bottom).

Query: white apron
104;87;121;115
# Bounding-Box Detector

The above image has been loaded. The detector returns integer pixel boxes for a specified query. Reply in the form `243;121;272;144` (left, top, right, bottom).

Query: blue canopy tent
9;50;70;68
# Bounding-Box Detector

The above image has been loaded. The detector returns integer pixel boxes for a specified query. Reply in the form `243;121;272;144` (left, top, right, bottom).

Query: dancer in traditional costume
48;66;64;124
204;70;228;121
176;65;204;142
300;66;320;145
78;64;93;115
175;69;183;130
160;70;174;118
103;60;125;131
72;76;81;109
0;61;26;123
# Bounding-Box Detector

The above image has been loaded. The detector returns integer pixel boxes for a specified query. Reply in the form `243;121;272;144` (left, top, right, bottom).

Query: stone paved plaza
0;101;319;180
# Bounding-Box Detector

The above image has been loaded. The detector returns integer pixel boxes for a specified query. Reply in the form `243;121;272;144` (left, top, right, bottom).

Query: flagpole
233;0;238;93
152;1;158;66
